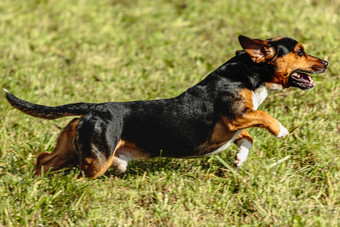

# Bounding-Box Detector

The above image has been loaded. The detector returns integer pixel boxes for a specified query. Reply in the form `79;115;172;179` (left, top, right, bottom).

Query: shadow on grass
31;150;237;179
108;157;197;178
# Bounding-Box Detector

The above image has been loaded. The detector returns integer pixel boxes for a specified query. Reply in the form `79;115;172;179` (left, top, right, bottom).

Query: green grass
1;0;339;226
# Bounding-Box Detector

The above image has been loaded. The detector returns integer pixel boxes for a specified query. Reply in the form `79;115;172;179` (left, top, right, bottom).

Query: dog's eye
296;48;304;57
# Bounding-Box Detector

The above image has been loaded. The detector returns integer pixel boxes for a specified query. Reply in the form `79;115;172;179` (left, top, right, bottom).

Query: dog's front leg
223;110;289;138
233;129;253;169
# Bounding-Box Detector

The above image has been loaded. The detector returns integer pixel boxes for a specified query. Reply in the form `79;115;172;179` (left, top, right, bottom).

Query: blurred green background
0;0;339;226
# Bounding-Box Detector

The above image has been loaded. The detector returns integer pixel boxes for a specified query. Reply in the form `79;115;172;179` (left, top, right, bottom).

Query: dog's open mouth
289;71;315;90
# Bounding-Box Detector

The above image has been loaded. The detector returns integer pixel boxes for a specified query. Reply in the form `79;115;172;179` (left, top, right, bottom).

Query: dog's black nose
322;60;328;67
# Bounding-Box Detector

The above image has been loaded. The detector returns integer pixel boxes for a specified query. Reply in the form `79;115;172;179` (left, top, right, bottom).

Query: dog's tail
4;89;94;119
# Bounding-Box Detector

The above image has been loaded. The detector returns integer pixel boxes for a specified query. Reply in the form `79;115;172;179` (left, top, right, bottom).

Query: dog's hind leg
80;153;115;178
79;138;149;177
76;116;123;178
34;118;81;176
233;129;253;169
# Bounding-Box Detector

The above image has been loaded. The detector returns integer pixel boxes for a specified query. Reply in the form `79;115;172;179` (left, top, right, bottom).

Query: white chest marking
252;86;268;110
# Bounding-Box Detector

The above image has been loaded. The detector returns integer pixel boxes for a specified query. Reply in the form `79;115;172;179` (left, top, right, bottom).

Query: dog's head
238;35;328;90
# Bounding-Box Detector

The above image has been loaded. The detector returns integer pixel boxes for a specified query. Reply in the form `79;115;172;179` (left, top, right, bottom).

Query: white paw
233;140;251;170
233;158;242;170
233;153;247;170
277;123;289;138
114;154;130;173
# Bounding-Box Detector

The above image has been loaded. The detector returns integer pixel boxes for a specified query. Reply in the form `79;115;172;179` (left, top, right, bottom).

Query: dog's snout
321;60;328;67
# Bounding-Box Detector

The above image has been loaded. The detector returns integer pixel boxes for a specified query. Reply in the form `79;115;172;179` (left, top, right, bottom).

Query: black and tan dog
4;35;328;177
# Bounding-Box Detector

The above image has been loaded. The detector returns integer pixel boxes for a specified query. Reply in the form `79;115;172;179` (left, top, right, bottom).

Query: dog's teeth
292;72;301;78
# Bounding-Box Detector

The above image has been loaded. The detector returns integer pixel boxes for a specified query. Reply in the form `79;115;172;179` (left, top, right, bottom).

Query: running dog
4;35;328;177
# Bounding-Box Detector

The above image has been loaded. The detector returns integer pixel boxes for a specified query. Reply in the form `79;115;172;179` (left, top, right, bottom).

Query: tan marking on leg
210;119;236;143
239;88;254;109
80;140;123;178
222;110;282;136
196;118;240;156
234;129;253;145
80;140;149;177
81;154;115;178
221;88;281;136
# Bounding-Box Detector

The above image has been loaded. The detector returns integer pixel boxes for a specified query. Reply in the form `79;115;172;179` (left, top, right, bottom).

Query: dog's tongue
291;72;315;88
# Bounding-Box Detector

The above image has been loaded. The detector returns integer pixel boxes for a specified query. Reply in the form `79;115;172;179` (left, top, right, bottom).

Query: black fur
267;37;298;57
5;52;274;158
5;91;94;119
4;35;329;177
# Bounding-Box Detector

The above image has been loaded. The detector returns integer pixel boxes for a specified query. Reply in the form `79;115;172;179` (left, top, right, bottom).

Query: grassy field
0;0;339;226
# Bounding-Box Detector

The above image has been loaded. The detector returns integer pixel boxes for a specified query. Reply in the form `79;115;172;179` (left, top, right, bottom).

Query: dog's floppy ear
238;35;276;63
